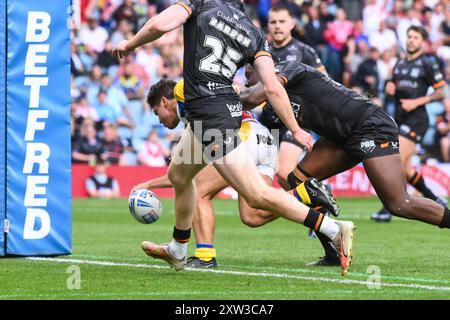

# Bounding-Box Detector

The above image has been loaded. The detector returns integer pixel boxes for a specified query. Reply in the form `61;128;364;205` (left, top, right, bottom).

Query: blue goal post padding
2;0;71;256
0;0;5;256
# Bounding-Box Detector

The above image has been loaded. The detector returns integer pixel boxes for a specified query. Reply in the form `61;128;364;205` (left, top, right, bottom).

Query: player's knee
168;169;191;188
244;191;267;210
240;214;261;228
384;197;410;217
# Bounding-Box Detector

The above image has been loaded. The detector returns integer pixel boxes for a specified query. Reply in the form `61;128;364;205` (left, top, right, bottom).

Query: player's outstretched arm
112;5;189;59
130;174;173;194
252;56;313;150
240;82;266;109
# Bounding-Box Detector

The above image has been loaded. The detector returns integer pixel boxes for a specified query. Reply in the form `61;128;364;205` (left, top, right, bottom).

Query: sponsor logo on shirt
206;81;232;91
286;55;297;61
410;68;420;78
227;102;243;117
360;139;376;153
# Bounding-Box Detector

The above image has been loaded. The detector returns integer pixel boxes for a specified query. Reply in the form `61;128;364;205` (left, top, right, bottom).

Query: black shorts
343;108;400;161
186;96;242;160
395;110;429;143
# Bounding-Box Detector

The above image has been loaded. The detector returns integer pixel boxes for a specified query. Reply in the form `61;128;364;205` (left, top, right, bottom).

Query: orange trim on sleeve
176;2;192;16
432;80;446;89
254;51;272;59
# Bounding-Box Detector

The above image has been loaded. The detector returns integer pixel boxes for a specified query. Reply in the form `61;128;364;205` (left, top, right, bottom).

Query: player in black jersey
112;0;356;275
266;5;327;190
242;59;450;264
372;25;447;222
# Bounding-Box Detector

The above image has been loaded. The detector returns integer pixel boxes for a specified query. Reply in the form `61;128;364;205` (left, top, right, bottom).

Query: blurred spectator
318;1;335;23
85;157;120;199
159;44;183;80
323;8;355;81
343;35;370;76
71;42;86;77
101;123;132;165
397;8;422;51
138;130;171;167
79;15;109;55
135;43;164;86
74;92;99;121
72;118;103;164
93;89;121;124
96;40;119;70
341;0;364;21
304;5;327;55
117;63;144;100
362;0;388;35
369;20;398;57
113;0;139;32
353;47;380;97
111;19;131;47
116;54;150;88
436;99;450;162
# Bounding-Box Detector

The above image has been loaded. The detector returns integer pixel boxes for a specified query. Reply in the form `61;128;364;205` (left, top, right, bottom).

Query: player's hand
292;129;313;152
400;98;420;112
130;182;150;195
385;81;396;96
232;84;244;95
112;40;134;60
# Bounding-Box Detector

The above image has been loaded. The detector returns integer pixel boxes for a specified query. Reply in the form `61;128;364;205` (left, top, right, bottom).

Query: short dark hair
268;5;293;17
146;78;177;109
407;25;428;40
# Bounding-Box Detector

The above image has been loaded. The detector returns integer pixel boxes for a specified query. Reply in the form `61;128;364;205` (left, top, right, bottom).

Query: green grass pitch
0;197;449;300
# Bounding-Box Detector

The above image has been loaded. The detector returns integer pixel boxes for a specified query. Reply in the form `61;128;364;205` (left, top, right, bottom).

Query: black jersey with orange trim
392;54;445;122
176;0;270;103
262;60;379;144
269;38;323;68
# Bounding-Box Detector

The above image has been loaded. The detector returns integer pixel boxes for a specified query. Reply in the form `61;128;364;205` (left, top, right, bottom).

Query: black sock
287;172;303;189
316;232;339;260
439;207;450;229
173;227;191;243
304;208;324;231
408;171;438;201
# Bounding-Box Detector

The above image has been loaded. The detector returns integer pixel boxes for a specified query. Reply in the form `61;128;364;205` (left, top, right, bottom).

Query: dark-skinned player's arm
112;4;190;59
249;56;313;151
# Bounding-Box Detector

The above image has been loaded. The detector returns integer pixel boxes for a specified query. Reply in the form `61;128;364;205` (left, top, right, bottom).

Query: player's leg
188;165;230;268
441;136;450;162
288;138;358;213
371;135;417;222
400;129;445;205
286;138;359;266
142;126;206;270
238;174;278;227
213;142;356;275
399;135;416;177
363;154;450;228
277;140;304;190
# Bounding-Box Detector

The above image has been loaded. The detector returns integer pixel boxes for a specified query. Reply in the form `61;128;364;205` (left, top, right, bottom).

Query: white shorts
240;119;278;180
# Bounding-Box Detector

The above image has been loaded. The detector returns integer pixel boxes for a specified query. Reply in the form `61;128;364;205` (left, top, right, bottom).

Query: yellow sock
194;247;216;262
292;182;311;205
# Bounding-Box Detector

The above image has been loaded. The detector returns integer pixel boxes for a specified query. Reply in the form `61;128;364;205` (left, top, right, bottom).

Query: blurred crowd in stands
71;0;450;166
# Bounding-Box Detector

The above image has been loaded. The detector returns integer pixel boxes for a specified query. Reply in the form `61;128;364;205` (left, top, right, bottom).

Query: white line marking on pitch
27;257;450;292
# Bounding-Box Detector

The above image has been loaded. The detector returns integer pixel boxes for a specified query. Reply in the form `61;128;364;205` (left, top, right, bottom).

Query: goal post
1;0;72;256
